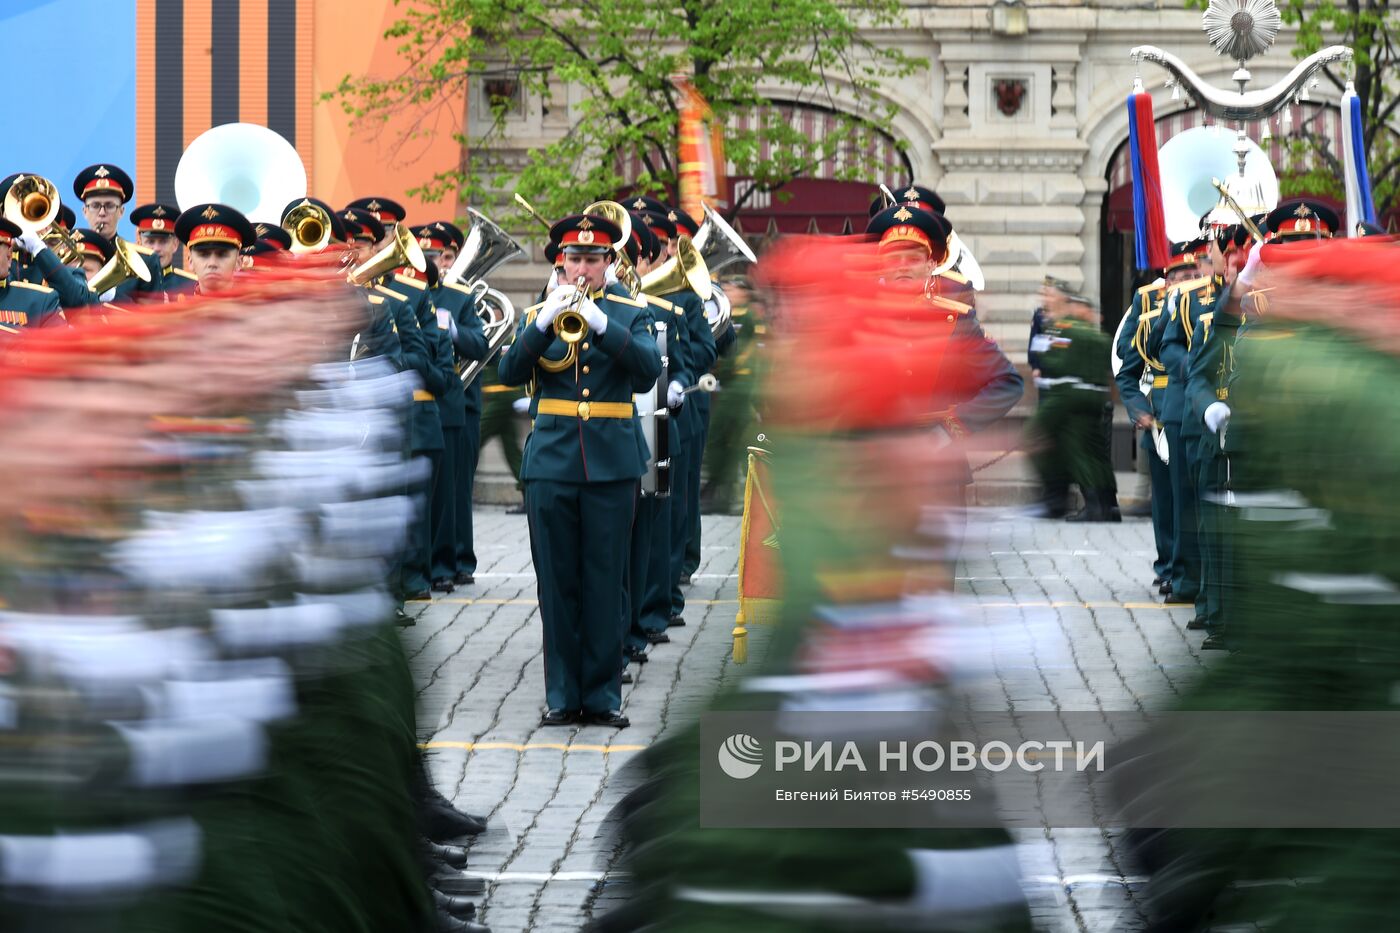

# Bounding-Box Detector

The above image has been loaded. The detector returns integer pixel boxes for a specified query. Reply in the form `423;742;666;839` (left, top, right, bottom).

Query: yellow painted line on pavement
421;741;646;753
433;598;739;606
975;600;1178;610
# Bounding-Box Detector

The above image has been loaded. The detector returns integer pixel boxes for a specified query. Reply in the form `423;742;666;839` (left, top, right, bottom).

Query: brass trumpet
538;276;590;373
347;222;426;286
88;236;154;294
282;199;332;253
3;175;82;264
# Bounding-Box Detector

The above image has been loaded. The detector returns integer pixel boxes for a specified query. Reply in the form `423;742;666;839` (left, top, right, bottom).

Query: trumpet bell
583;200;633;247
639;235;713;301
4;175;59;234
348;222;426;286
175;123;308;223
692;204;756;275
88;237;154;294
283;201;332;254
1159;125;1277;242
556;309;588;344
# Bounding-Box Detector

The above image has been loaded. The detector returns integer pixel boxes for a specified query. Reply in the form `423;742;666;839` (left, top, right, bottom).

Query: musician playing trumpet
499;214;662;729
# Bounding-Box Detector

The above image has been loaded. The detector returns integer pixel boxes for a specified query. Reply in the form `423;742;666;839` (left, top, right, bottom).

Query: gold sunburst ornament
1203;0;1280;63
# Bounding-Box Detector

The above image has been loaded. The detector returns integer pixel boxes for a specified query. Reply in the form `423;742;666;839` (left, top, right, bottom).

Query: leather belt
1152;376;1169;389
413;389;436;402
536;399;634;421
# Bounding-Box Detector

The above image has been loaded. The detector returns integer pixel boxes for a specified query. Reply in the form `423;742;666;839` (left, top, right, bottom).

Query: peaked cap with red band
72;164;134;203
130;203;180;235
1266;198;1338;241
175;203;256;249
346;196;406;225
549;214;622;253
338;208;384;244
71;228;115;264
866;204;951;260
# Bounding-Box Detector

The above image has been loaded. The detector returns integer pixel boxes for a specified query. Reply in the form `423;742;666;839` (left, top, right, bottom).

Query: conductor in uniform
498;214;662;729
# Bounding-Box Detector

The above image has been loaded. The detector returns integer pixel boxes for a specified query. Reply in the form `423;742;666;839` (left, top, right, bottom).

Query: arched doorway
1099;102;1344;329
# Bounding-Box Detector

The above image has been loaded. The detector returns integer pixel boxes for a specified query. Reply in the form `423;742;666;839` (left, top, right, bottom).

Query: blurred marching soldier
0;218;62;328
72;164;166;300
132;202;196;293
498;213;662;728
624;215;676;669
866;204;1023;500
413;220;489;588
243;223;292;269
702;277;762;513
172;203;256;294
1116;245;1200;583
1145;238;1213;606
1027;293;1119;521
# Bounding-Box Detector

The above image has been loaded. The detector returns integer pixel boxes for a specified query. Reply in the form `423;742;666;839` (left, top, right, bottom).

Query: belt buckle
578;401;591;420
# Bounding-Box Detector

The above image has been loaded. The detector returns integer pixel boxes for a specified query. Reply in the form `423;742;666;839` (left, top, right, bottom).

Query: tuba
582;200;641;295
639;234;713;301
692;204;756;276
458;286;519;385
3;175;82;264
88;237;154;294
347;222;426;286
175;122;309;223
442;209;526;384
1159;125;1278;243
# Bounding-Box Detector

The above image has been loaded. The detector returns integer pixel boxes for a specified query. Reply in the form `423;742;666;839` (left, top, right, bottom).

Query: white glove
512;397;531;414
1203;401;1231;435
535;284;575;332
667;380;685;408
16;230;45;256
579;297;608;335
1237;240;1264;288
99;288;117;302
930;425;953;449
604;264;620;286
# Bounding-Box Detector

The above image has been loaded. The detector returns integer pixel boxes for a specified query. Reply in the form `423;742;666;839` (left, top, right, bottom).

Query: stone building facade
471;1;1333;360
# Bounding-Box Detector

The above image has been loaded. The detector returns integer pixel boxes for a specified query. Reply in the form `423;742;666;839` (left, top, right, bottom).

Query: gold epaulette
929;295;973;316
608;293;647;309
1136;281;1165;302
130;242;155;255
393;272;427;291
171;268;197;281
940;269;970;285
374;284;409;302
1176;274;1214;294
9;280;54;293
642;293;675;312
443;281;474;295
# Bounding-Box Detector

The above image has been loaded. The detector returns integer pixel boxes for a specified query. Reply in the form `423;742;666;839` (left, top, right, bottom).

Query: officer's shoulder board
442;281;474;296
930;295;974;317
643;293;675;312
9;280;54;293
609;293;647;309
374;284;409;302
171;268;198;281
1177;274;1214;295
1136;282;1165;302
940;269;970;285
393;273;428;291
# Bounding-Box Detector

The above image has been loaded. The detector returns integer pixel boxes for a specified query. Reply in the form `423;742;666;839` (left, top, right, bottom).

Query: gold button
582;388;591;398
582;342;590;351
578;401;591;420
582;365;590;374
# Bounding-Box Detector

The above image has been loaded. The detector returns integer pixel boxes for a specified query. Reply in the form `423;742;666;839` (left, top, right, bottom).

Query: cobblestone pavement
404;506;1220;933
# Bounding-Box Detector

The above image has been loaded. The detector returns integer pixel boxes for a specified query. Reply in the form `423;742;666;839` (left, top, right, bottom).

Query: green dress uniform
1185;282;1241;639
1117;280;1175;579
630;293;679;657
1146;271;1215;601
683;298;738;577
374;278;445;598
497;216;662;719
1026;315;1116;508
667;287;716;621
434;278;489;582
0;277;62;329
71;164;168;301
702;302;761;512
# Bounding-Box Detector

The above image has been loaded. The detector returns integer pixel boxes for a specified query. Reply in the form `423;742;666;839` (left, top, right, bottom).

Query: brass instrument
283;200;333;253
1210;177;1267;244
582;199;641;295
347;222;426;286
88;237;154;294
175;122;309;223
639;234;713;301
692;203;756;276
458;287;519;385
537;276;590;374
444;208;526;385
514;192;554;230
3;175;82;264
1160;125;1277;242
